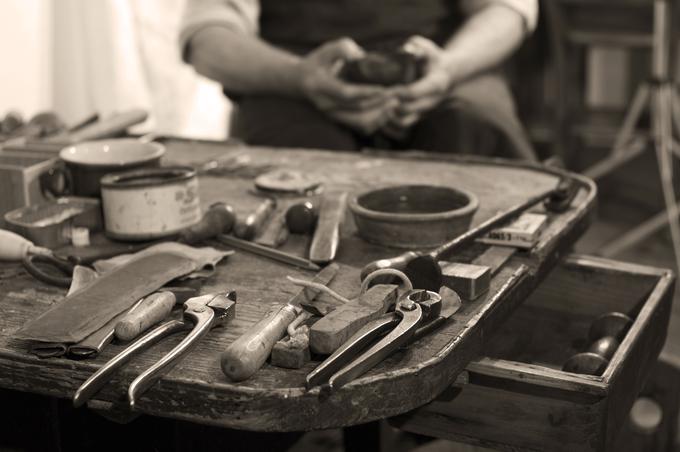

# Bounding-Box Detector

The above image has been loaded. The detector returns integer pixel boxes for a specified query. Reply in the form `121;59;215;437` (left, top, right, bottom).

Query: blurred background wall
0;0;230;139
0;0;669;141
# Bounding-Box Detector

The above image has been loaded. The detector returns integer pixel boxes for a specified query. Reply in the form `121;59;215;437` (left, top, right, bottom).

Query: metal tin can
100;166;201;240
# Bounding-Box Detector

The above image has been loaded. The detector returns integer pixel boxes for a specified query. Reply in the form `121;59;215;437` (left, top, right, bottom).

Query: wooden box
392;255;675;452
0;152;59;225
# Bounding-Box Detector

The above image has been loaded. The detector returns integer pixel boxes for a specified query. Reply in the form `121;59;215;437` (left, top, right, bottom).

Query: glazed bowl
58;139;165;197
348;184;479;248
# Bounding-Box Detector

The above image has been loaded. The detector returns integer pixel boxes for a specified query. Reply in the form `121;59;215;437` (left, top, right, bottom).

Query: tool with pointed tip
306;288;458;390
221;264;339;381
360;178;578;290
73;291;236;409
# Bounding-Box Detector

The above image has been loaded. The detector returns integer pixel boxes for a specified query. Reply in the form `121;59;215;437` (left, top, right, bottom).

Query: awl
221;263;339;381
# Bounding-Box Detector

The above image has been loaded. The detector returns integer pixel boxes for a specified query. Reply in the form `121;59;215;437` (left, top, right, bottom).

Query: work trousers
231;73;537;161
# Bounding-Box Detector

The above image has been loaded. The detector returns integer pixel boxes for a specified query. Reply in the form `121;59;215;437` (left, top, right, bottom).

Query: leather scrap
15;252;197;344
92;242;233;279
30;266;99;358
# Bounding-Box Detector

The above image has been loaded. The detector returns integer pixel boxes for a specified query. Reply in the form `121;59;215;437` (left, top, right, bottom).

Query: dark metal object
73;292;236;409
216;234;321;271
306;289;454;390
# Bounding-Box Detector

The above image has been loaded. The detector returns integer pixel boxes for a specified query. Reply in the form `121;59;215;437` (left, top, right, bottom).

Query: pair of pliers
73;291;236;409
306;288;458;391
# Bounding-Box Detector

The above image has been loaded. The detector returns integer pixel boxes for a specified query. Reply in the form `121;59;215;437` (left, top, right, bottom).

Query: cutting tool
73;291;236;409
306;287;460;390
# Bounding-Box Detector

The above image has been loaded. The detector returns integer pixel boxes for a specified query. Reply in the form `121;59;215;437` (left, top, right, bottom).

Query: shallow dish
58;139;165;196
348;184;479;248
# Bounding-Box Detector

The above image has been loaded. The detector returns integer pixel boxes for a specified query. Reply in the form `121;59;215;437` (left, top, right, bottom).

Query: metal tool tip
72;392;85;408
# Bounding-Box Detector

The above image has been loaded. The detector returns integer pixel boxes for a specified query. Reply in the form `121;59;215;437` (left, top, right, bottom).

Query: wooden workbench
0;140;597;432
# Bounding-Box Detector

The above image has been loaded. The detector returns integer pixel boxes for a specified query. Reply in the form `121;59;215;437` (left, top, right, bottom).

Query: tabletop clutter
0;111;604;414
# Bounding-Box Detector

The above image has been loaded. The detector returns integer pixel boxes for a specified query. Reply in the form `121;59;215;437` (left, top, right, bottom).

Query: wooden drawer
392;255;675;452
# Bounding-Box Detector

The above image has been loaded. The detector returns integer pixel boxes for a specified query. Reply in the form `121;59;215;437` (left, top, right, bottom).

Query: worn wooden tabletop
0;140;596;431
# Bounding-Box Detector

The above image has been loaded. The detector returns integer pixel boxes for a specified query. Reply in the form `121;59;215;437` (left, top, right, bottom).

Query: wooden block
310;284;397;355
439;261;490;301
0;152;58;226
270;326;310;369
477;212;547;249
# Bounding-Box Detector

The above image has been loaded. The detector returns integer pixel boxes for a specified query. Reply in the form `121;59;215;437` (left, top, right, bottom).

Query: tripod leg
611;84;650;157
672;86;680;139
672;87;680;159
584;84;650;181
598;83;680;261
655;82;680;272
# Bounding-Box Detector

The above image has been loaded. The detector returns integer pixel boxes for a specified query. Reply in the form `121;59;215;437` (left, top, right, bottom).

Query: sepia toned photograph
0;1;679;451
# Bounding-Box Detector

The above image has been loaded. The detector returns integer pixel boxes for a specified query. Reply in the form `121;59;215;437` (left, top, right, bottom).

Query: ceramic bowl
58;139;165;197
348;184;479;248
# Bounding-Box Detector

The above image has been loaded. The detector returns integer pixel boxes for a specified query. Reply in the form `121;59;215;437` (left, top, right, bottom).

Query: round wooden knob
562;352;609;376
587;336;620;360
588;312;632;342
285;201;318;234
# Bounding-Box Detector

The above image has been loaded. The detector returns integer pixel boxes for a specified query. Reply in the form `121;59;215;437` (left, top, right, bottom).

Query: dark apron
259;0;464;54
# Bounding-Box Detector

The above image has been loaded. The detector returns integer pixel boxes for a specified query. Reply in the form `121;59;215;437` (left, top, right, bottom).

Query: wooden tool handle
255;208;289;248
309;192;347;264
179;202;236;244
221;304;298;381
65;109;148;143
114;292;176;341
359;251;420;281
234;198;276;240
310;284;398;355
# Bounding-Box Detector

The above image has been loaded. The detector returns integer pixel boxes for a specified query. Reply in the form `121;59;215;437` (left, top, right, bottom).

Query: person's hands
299;38;395;135
384;36;453;133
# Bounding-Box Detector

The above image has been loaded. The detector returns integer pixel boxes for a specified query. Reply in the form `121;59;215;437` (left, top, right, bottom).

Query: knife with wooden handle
309;191;347;264
221;263;339;381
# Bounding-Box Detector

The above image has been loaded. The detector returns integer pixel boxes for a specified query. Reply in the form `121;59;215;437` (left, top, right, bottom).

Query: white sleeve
462;0;539;33
179;0;260;61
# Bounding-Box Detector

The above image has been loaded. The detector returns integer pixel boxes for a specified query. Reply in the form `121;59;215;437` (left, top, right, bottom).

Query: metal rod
216;234;321;271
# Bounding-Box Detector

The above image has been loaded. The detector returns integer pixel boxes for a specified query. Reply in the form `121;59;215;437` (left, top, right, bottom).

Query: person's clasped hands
297;35;454;137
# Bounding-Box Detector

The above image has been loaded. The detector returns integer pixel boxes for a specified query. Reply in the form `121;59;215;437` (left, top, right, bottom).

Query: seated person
180;0;538;160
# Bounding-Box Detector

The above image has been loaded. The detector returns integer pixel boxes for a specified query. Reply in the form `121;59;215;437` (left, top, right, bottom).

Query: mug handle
40;164;73;198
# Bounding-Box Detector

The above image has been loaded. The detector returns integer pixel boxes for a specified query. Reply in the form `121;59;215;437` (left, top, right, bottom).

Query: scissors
22;253;78;288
